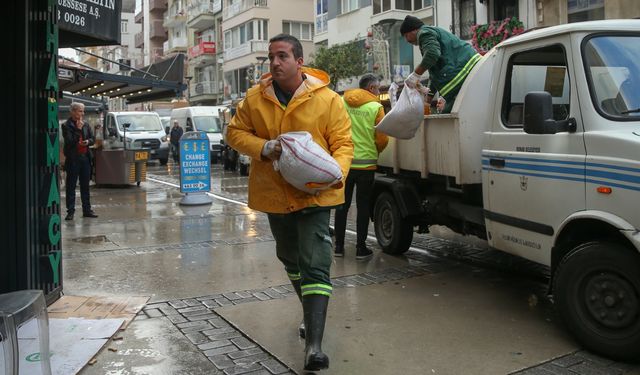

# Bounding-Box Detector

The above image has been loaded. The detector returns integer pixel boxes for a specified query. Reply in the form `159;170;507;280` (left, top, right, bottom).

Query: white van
103;111;170;165
170;106;226;163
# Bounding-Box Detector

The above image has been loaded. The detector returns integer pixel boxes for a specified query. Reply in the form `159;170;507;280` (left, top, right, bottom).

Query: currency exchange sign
179;132;211;194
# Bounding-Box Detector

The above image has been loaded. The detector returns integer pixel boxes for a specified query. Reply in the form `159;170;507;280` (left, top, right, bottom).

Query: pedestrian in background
334;74;389;260
226;34;353;371
62;102;98;220
169;120;183;162
401;15;481;113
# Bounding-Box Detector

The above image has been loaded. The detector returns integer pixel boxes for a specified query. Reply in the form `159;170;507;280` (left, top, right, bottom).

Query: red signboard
189;42;216;58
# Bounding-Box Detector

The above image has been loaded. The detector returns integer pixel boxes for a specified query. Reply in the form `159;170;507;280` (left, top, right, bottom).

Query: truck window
502;44;570;127
116;114;163;131
583;34;640;120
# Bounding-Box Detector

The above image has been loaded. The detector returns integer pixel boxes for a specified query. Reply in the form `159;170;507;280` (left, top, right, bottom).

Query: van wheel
159;158;168;166
373;192;413;255
554;241;640;361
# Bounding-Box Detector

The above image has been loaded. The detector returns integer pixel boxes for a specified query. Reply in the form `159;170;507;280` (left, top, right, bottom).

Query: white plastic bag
274;131;342;195
376;85;425;139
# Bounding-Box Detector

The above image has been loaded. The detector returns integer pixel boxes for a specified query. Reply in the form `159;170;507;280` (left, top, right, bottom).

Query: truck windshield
117;114;163;131
583;35;640;120
193;116;221;133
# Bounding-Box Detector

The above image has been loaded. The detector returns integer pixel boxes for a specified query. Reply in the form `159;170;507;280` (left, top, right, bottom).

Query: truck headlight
161;135;168;142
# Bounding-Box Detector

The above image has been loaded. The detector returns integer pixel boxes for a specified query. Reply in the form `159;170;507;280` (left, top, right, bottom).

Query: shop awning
58;55;187;104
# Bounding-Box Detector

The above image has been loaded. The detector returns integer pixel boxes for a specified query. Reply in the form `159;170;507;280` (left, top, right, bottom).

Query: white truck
372;20;640;360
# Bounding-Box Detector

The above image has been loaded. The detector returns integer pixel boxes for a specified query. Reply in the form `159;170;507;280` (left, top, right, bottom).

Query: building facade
135;0;169;67
221;0;315;101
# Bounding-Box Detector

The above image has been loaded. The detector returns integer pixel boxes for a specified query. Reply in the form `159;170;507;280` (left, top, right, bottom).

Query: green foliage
309;41;367;90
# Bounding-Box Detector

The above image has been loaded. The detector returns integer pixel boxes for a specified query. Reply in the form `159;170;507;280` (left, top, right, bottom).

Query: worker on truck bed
401;15;482;113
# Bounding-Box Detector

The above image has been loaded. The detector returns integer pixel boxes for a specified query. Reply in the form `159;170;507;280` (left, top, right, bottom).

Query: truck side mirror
523;91;577;134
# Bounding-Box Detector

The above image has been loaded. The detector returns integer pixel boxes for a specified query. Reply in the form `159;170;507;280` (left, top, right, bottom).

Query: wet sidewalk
60;163;640;375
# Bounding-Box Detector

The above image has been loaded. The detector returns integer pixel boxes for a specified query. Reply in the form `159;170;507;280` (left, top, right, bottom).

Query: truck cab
373;20;640;360
103;111;169;165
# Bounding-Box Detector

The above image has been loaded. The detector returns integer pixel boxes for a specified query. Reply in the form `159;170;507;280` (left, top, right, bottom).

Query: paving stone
204;345;239;357
198;339;232;350
209;331;243;341
209;354;236;370
178;305;208;314
351;275;374;285
235;291;252;299
233;353;271;367
270;286;288;294
242;370;272;375
537;363;577;375
203;327;237;336
552;354;585;368
259;359;289;374
575;351;615;367
168;300;188;309
262;289;284;299
144;302;169;310
182;298;201;307
233;297;260;305
202;299;221;308
228;348;264;360
208;317;231;329
177;320;210;329
198;294;223;301
215;298;234;307
515;367;555;375
185;332;209;345
144;308;163;318
159;306;179;316
223;292;243;301
187;313;219;322
569;362;623;375
135;314;149;320
166;314;188;324
223;363;264;375
252;292;271;301
180;321;213;333
230;337;256;350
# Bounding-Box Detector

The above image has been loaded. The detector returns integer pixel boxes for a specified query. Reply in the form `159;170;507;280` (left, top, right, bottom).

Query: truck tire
373;192;413;255
159;158;168;166
553;241;640;361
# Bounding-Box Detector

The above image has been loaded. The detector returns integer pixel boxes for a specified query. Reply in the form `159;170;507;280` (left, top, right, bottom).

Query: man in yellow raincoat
226;34;353;371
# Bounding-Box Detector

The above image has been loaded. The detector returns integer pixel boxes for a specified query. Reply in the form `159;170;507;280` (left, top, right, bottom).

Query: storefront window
453;0;476;40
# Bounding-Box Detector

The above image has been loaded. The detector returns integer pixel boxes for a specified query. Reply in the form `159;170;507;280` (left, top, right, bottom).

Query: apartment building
187;0;224;105
315;0;639;90
164;0;190;58
221;0;315;101
134;0;169;67
97;2;143;75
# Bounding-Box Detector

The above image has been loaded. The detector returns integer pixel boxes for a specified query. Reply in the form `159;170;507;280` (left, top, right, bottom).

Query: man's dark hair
269;33;304;59
359;73;379;90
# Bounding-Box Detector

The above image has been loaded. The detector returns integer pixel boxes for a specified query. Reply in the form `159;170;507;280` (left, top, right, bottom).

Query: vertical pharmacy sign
44;0;62;286
180;132;211;194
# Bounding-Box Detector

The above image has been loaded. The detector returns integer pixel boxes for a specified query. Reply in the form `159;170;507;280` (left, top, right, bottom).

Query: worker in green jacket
400;15;482;113
334;74;389;260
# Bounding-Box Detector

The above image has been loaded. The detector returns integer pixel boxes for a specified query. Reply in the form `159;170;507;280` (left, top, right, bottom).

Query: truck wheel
553;241;640;361
239;163;249;176
373;192;413;254
159;158;168;166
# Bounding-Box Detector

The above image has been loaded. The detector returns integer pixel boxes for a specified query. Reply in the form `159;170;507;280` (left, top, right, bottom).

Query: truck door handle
489;158;505;168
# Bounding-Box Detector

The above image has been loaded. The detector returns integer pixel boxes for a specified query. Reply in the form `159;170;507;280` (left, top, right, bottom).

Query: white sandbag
376;85;425;139
274;131;342;195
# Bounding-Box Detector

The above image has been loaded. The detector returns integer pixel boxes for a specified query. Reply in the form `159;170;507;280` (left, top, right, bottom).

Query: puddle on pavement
70;235;110;244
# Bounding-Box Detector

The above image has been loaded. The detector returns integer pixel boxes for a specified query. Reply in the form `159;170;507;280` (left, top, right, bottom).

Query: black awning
59;55;187;104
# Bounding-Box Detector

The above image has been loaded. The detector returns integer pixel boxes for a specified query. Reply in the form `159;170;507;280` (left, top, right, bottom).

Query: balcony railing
223;0;267;20
223;40;268;61
190;80;221;97
188;0;221;18
164;37;188;53
189;41;216;58
135;9;144;23
315;13;327;34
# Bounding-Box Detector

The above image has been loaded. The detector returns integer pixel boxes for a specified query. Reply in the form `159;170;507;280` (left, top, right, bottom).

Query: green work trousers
268;208;333;297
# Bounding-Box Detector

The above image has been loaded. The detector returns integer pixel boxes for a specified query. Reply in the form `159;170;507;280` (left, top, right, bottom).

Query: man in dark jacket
62;102;98;220
169;120;183;162
401;15;481;113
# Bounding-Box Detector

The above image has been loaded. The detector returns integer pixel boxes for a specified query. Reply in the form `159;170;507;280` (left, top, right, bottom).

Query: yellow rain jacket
226;67;353;214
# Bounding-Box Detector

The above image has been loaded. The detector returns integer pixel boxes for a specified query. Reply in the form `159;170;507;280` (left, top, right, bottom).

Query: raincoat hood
343;88;380;108
258;67;331;94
